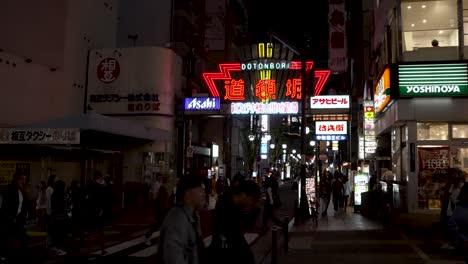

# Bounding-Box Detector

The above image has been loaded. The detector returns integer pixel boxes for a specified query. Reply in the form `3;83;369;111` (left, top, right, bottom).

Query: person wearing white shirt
343;177;352;212
45;175;56;249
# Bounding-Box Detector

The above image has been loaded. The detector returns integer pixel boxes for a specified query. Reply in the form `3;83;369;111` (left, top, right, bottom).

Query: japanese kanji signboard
88;47;179;116
97;58;120;83
315;121;347;135
0;128;80;144
315;135;348;141
328;0;347;73
203;62;331;101
310;95;350;109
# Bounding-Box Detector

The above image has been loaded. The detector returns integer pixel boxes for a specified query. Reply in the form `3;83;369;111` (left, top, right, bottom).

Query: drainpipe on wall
458;0;465;60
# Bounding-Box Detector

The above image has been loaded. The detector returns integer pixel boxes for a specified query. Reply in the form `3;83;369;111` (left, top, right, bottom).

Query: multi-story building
362;0;468;215
0;0;188;205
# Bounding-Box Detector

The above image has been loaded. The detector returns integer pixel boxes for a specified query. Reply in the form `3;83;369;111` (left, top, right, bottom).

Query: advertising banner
0;128;80;144
0;161;31;185
417;147;450;209
87;47;181;116
310;95;350;109
328;0;347;72
315;121;347;135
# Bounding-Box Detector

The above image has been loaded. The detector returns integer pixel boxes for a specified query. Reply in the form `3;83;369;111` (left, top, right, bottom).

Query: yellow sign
365;111;374;118
0;161;31;185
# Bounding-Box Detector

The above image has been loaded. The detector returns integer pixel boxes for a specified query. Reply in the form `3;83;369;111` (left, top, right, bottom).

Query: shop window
401;0;458;51
417;146;450;210
452;124;468;138
417;123;449;140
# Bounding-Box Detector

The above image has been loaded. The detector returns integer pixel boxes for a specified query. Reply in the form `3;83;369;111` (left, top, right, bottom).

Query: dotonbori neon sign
231;102;299;115
241;60;291;71
202;61;331;99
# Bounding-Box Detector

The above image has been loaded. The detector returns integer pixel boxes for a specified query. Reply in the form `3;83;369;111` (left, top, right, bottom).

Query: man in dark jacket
209;180;261;264
0;172;27;262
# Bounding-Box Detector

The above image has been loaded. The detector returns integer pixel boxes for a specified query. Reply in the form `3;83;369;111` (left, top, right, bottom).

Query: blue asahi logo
184;97;220;110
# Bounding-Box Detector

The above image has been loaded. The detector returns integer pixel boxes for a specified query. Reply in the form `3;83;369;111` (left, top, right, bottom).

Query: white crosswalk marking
128;233;259;258
94;231;160;256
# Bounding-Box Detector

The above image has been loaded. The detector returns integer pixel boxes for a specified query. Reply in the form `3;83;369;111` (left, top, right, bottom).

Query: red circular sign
97;58;120;83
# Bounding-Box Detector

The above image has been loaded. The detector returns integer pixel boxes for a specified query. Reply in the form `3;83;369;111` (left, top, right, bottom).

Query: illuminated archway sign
203;62;331;99
201;43;332;115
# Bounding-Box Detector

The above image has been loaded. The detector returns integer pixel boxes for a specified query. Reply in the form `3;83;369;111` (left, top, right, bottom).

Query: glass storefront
401;0;458;50
414;123;468;210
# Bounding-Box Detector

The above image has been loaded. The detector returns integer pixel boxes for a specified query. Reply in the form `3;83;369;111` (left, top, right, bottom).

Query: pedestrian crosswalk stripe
95;231;160;256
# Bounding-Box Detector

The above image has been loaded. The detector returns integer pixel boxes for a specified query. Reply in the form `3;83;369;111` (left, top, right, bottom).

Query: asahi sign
184;97;221;110
399;63;468;97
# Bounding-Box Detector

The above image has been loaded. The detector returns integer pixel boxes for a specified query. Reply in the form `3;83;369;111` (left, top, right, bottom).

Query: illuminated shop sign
315;121;347;135
184;97;221;110
398;63;468;97
241;60;291;71
315;135;348;141
230;102;299;115
363;100;377;156
310;95;350;109
203;63;331;100
202;43;331;100
374;67;391;113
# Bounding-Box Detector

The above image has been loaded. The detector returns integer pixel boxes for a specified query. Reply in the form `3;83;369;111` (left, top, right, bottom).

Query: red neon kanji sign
255;80;276;100
224;79;245;100
285;78;302;99
202;62;331;98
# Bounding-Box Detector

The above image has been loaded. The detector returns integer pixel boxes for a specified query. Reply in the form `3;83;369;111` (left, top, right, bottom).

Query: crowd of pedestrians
0;171;113;263
152;171;282;264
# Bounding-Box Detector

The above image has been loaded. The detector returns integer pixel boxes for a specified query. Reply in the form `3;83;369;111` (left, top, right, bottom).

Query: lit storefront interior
401;0;468;60
373;61;468;213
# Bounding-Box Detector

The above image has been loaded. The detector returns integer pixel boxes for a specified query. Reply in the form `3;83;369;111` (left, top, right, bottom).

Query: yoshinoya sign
310;95;350;109
0;128;80;144
231;102;299;115
398;63;468;97
184;97;221;110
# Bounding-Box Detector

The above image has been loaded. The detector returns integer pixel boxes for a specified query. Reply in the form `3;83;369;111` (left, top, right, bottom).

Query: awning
18;112;170;141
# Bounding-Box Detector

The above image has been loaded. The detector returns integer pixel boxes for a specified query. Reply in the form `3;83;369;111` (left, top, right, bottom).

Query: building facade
364;0;468;214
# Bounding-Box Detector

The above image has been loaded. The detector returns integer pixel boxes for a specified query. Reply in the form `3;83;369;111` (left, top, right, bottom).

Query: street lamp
282;144;287;149
270;144;275;149
283;149;287;154
309;141;316;146
292;149;297;154
248;135;255;141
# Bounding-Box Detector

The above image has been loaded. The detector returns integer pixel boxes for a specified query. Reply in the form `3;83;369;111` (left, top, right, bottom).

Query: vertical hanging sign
328;0;348;73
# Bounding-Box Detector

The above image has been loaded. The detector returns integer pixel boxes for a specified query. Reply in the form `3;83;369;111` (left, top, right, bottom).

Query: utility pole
270;32;312;222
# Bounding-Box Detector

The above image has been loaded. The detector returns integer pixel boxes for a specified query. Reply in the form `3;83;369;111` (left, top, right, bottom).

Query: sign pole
299;52;312;221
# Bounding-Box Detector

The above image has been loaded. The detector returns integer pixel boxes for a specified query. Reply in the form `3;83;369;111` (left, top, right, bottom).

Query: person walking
261;176;282;232
45;175;56;251
448;183;468;262
85;172;107;256
343;176;352;212
0;172;28;263
49;180;71;256
36;181;48;229
145;176;171;245
208;180;261;264
332;174;344;212
68;181;84;241
156;176;205;264
319;178;332;216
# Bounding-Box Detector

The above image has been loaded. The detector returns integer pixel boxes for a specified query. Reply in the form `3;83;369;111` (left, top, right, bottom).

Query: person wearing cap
156;176;205;264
